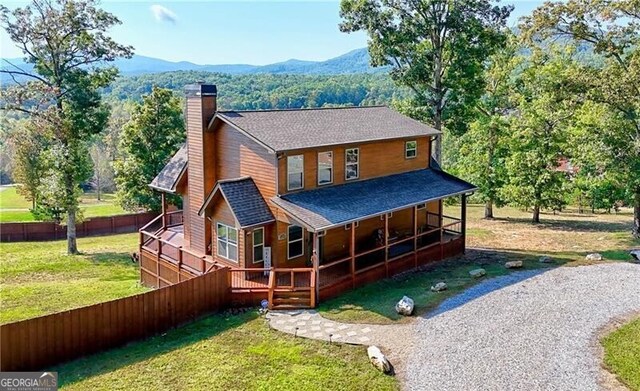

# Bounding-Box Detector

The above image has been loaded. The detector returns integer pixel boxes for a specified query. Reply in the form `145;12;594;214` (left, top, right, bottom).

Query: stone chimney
184;83;217;254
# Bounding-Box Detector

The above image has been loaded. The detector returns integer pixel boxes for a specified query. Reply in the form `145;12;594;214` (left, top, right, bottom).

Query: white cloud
150;5;177;24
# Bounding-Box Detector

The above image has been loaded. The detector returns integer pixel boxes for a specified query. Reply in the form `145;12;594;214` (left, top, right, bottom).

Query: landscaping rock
367;346;392;374
539;256;553;263
469;268;486;278
395;295;414;316
585;253;603;262
431;282;448;292
505;261;523;269
630;250;640;262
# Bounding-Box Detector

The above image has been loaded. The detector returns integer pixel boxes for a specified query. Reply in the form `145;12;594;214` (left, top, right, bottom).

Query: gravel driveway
404;263;640;391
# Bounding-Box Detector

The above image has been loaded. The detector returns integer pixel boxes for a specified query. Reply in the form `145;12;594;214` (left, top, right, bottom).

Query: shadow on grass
87;251;135;265
492;215;632;234
55;311;258;388
318;248;577;324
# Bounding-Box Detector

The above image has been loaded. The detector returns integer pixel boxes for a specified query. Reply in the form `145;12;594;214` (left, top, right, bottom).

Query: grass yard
0;233;148;324
319;205;639;324
0;186;128;222
55;311;397;391
602;317;640;390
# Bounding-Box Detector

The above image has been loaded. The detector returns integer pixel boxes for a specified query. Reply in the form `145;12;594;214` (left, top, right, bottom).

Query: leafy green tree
0;0;133;254
502;49;580;223
114;87;184;212
455;36;521;218
520;0;640;236
7;120;47;210
339;0;513;162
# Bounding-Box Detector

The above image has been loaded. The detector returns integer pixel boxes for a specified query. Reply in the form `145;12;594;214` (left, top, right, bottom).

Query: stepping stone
311;326;321;331
311;320;322;325
313;332;323;338
358;336;370;342
338;324;349;330
347;331;357;337
362;327;372;333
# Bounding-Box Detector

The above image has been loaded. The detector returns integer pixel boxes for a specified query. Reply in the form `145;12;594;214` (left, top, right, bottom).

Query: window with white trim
216;222;238;262
252;227;264;263
345;148;359;180
287;225;304;259
317;151;333;185
287;155;304;190
405;140;417;159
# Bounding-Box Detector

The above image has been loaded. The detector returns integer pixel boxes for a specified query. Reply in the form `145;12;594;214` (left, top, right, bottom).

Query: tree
0;0;133;254
89;141;114;201
339;0;512;162
7;120;47;210
114;87;184;212
520;0;640;236
502;49;580;223
455;35;521;218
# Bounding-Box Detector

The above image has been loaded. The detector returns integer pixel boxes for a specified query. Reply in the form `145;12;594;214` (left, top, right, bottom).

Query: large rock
431;282;448;292
505;260;523;269
469;268;486;278
367;346;392;374
539;256;553;263
586;253;603;262
395;295;414;316
630;250;640;262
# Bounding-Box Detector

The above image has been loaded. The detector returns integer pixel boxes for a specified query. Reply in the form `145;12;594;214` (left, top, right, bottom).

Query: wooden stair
271;290;313;310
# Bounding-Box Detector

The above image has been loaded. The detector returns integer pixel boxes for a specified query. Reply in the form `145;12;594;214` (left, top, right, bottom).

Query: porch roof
271;168;476;231
149;144;187;193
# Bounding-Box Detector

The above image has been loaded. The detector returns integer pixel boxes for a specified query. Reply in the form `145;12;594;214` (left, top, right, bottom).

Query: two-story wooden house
139;83;476;309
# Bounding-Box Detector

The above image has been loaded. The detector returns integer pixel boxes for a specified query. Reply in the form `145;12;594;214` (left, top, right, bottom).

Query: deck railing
228;267;315;308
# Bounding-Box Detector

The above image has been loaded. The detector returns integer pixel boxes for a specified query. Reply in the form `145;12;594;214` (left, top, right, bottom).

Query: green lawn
0;186;129;222
602;317;640;390
0;233;148;324
55;311;397;391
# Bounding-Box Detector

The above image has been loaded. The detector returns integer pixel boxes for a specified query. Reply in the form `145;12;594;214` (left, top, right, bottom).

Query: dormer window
287;155;304;191
405;141;417;159
345;148;359;180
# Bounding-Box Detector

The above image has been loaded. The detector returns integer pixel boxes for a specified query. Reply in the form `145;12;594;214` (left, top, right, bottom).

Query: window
287;155;304;191
252;227;264;263
287;225;304;259
216;222;238;262
345;148;359;180
405;141;417;159
317;151;333;185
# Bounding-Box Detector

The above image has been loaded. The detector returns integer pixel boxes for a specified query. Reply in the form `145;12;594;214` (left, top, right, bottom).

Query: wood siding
210;195;244;267
277;137;431;195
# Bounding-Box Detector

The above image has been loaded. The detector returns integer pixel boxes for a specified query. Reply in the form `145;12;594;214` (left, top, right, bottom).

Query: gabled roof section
271;169;476;232
214;106;439;152
149;144;188;193
199;177;275;229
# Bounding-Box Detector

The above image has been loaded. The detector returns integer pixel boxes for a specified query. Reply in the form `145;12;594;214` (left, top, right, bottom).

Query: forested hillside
104;72;406;109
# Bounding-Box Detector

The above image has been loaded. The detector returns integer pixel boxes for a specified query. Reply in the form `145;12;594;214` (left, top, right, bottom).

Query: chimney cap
185;83;217;97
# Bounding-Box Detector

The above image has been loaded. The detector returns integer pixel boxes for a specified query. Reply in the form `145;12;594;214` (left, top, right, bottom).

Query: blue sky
1;0;544;65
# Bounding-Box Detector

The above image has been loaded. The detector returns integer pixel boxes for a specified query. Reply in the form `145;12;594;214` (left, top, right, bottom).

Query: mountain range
3;48;387;78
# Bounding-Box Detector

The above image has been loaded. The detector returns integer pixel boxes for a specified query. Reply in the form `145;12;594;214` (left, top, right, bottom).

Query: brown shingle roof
215;106;439;152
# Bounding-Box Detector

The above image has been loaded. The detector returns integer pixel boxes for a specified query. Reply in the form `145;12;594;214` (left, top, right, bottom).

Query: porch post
461;194;467;254
384;213;389;277
413;205;418;268
312;232;319;304
161;193;167;229
350;222;356;288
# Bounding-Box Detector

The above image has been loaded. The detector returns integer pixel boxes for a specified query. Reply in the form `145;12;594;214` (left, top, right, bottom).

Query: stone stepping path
266;310;407;346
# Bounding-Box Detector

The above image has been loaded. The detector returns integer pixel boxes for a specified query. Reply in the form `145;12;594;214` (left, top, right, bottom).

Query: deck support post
350;222;356;288
161;193;167;229
312;232;319;306
461;193;467;254
414;205;418;268
384;213;389;277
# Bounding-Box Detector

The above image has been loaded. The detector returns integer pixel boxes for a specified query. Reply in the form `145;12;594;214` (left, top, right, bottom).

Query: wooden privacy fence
0;212;156;242
0;267;230;372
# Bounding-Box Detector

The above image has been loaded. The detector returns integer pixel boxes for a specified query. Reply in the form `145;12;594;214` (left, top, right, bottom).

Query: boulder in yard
585;253;603;262
539;256;553;263
469;268;486;278
505;261;523;269
367;346;392;374
395;295;414;316
431;282;448;292
630;250;640;262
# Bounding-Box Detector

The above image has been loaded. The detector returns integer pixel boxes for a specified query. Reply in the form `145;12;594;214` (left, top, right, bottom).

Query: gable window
318;151;333;185
405;141;417;159
345;148;359;180
217;222;238;262
287;225;304;259
252;227;264;263
287;155;304;191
